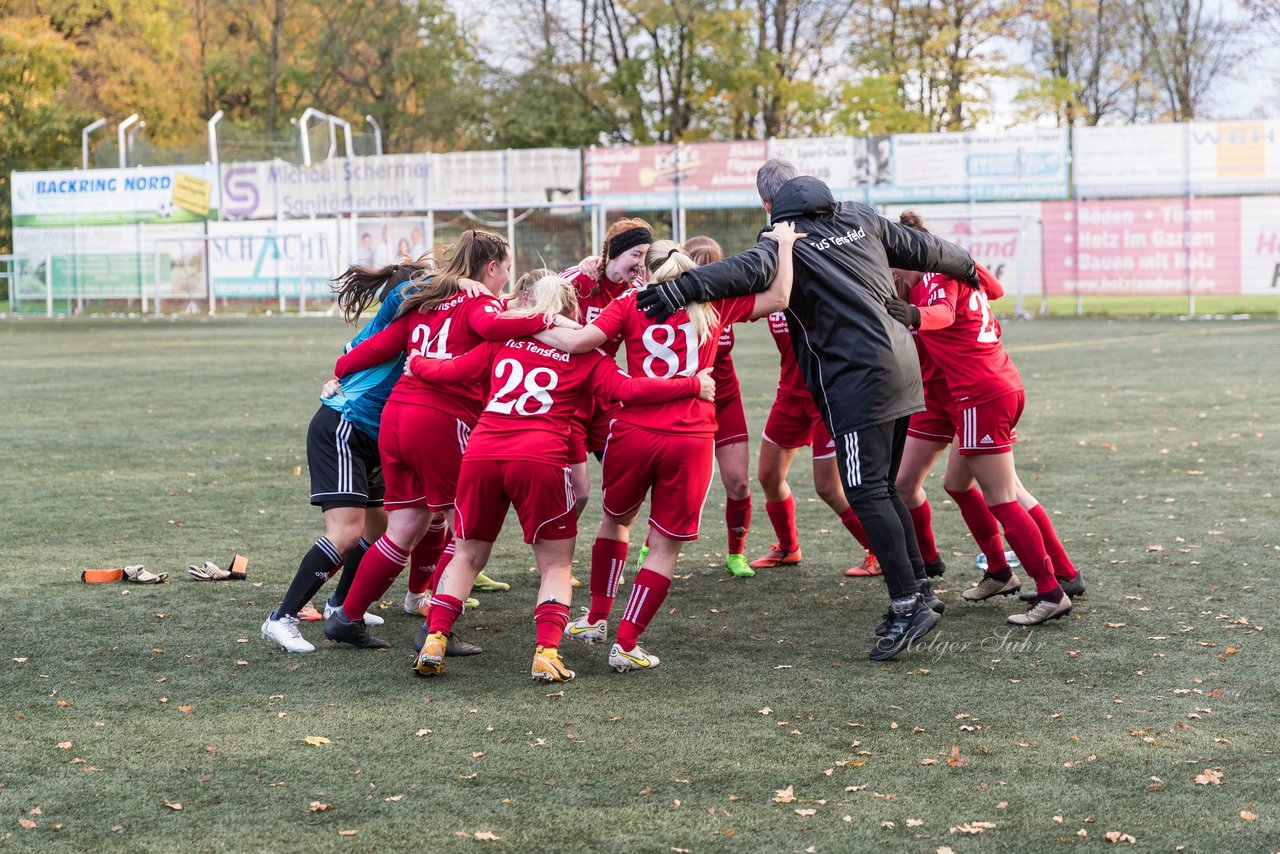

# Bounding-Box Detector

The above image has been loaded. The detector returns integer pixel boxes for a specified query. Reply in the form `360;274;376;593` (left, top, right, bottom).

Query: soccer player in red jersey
321;231;554;650
538;222;805;672
407;273;714;681
560;218;653;514
886;215;1084;626
751;309;881;578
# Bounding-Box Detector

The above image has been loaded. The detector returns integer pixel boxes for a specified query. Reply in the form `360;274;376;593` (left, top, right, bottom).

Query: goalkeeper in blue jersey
261;255;444;653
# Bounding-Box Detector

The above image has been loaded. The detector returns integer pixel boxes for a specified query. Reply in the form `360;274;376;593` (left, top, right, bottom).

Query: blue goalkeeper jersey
321;281;410;441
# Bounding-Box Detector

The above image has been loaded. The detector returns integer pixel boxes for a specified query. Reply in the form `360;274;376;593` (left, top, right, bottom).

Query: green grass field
2;316;1278;852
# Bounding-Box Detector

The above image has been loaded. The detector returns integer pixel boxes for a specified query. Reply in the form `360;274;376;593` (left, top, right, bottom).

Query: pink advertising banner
585;141;767;208
1042;198;1242;295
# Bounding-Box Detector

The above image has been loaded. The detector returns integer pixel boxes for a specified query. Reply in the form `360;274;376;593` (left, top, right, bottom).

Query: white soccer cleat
261;614;315;654
325;598;384;627
404;591;429;616
564;611;607;646
609;642;660;673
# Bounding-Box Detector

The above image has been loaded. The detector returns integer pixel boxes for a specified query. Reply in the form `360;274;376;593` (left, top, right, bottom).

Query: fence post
298;263;306;314
507;207;516;268
45;254;53;317
154;251;162;316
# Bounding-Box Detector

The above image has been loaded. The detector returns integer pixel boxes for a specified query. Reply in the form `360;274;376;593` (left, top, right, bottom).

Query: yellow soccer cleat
531;646;575;683
473;572;509;592
414;631;448;677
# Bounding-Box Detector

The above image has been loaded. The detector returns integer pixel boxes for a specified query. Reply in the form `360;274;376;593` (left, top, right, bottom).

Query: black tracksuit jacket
680;176;976;436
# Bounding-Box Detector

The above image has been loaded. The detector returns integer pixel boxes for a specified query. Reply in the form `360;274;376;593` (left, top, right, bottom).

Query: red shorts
600;420;715;540
568;416;588;465
454;458;576;544
379;401;470;510
762;393;835;459
714;393;748;448
907;405;957;443
569;399;618;463
956;390;1024;455
587;402;617;454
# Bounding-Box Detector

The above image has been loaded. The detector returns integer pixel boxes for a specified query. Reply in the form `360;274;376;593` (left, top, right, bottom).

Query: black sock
329;538;371;606
276;537;344;619
847;493;917;600
889;493;927;582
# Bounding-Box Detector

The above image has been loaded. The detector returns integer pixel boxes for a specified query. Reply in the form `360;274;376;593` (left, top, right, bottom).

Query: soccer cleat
1008;593;1073;626
413;621;483;656
845;553;882;577
261;614;315;653
325;597;383;627
414;631;448;676
924;557;947;578
635;544;650;571
472;572;509;592
918;579;945;615
873;609;894;638
1021;570;1085;602
976;549;1021;572
725;553;755;578
404;591;429;616
297;602;324;621
609;642;661;672
323;606;391;649
531;646;576;682
869;598;940;661
962;572;1023;602
564;611;607;646
749;544;802;569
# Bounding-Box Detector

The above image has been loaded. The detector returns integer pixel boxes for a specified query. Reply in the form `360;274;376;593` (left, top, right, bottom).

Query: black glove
958;262;980;289
885;298;921;329
636;276;701;322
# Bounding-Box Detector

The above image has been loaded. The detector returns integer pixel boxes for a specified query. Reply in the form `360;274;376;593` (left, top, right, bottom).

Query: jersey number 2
410;318;452;360
641;321;698;378
968;293;999;343
487;358;558;416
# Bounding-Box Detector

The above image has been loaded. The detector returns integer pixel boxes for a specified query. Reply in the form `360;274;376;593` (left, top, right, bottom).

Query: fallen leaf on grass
759;707;773;716
947;745;968;767
474;831;500;841
337;829;357;837
950;821;996;835
178;706;193;714
1104;831;1136;844
795;808;816;816
772;785;796;804
1240;811;1256;821
384;795;403;803
907;818;924;826
56;741;72;750
163;801;183;811
308;802;332;813
881;820;895;828
1194;768;1223;786
19;818;36;829
56;700;72;707
416;728;432;736
303;736;331;746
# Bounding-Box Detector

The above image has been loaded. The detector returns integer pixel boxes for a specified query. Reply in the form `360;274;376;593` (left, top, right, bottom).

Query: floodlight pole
117;114;140;168
207;110;224;167
82;118;108;169
365;115;383;156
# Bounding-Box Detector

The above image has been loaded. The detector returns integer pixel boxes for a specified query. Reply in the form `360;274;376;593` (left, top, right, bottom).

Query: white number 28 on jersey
641;321;699;378
487;358;558;416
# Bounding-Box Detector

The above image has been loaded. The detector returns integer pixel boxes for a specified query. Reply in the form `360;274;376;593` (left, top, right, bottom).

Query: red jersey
911;274;1022;406
591;291;757;435
561;266;631;327
711;326;741;401
334;293;547;424
766;311;809;399
409;341;700;465
908;280;953;411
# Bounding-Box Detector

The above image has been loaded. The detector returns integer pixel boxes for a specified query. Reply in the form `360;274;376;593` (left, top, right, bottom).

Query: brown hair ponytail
332;249;442;323
398;230;510;316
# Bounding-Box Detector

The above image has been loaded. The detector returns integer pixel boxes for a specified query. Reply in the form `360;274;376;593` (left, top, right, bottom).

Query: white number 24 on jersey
487;358;558;416
409;318;452;360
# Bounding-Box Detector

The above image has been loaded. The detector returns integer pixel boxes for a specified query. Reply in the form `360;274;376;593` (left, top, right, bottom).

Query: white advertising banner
206;220;343;297
11;223;207;300
1073;121;1280;197
766;136;892;202
1239;196;1280;294
875;129;1068;203
10;165;220;226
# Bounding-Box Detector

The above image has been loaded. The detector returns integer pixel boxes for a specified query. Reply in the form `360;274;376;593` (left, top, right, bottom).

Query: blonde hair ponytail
645;240;718;345
504;273;578;327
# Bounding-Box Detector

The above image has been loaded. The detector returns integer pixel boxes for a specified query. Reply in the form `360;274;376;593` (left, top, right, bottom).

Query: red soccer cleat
749;544;802;569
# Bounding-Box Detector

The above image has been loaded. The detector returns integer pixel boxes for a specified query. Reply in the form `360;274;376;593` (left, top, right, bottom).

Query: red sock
725;495;752;553
946;487;1009;573
838;507;873;553
534;601;571;649
1026;504;1077;580
765;496;800;553
429;538;455;594
426;593;465;636
408;520;449;594
341;535;409;620
615;568;671;652
588;538;628;623
988;501;1058;596
907;500;940;563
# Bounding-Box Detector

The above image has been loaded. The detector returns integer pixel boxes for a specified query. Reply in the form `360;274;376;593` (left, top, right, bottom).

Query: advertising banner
10;165;221;226
1073;121;1280;197
11;223;207;298
585;141;767;209
874;129;1068;204
766;136;892;202
1239;196;1280;294
1042;197;1242;295
206;220;343;297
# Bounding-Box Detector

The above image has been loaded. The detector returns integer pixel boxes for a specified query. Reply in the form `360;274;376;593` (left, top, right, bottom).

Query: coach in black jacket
638;161;977;661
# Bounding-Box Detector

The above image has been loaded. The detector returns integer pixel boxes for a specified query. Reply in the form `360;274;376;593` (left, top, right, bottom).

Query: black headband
607;227;653;260
665;247;682;262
